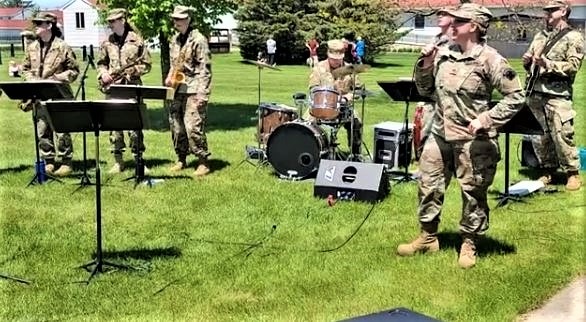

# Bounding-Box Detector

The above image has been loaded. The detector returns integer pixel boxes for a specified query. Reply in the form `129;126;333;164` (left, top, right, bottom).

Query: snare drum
266;121;329;179
309;87;340;120
258;103;299;145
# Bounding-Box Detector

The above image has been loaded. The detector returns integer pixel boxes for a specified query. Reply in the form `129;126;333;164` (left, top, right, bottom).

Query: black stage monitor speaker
339;307;440;322
374;122;413;170
314;160;389;202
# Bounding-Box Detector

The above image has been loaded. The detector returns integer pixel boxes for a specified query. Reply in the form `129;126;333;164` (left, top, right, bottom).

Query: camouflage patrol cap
170;5;193;19
327;39;345;59
447;3;493;28
107;8;127;21
544;0;570;9
32;12;57;23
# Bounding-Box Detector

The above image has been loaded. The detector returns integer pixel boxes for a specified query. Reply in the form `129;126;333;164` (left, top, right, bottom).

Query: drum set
249;61;370;180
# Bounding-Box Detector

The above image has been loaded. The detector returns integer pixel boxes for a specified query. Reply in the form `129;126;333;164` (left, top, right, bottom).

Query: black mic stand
72;55;96;193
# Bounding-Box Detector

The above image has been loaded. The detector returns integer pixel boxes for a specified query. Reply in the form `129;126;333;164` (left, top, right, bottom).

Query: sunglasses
453;17;472;24
173;17;188;21
107;19;118;23
544;7;562;13
33;21;46;26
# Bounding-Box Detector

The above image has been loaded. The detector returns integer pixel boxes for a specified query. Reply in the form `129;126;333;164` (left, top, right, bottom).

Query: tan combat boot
458;236;477;269
397;223;439;256
565;172;582;191
44;160;55;174
169;158;186;172
108;153;125;174
193;159;210;177
54;159;73;177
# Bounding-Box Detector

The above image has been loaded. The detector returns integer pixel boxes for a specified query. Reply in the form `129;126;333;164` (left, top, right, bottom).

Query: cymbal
245;60;282;71
331;64;370;78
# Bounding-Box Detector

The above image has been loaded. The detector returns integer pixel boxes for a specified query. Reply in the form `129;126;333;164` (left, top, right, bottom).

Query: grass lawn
0;49;584;321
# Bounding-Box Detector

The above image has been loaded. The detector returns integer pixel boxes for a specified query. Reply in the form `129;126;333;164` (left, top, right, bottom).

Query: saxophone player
97;8;152;174
166;5;212;177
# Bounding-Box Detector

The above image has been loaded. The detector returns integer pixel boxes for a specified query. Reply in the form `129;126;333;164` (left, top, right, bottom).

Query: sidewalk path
517;276;585;322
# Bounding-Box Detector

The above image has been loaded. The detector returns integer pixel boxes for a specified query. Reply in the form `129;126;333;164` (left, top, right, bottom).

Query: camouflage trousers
526;94;579;172
418;135;500;235
36;104;73;162
168;94;210;160
110;131;145;155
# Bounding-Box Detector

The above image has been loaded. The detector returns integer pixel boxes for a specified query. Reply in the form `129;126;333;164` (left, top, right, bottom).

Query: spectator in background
355;36;365;64
306;35;319;67
266;35;276;66
8;60;21;77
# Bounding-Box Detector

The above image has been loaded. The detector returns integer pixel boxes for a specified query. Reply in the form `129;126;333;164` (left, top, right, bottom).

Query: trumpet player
21;12;79;177
97;8;152;174
166;5;212;177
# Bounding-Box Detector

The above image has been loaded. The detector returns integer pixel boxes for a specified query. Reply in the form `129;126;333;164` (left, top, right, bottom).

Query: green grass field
0;50;584;322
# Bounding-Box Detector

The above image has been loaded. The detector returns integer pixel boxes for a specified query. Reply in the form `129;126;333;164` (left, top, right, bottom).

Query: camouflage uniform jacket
415;43;525;141
308;60;362;96
524;27;584;103
96;30;152;86
169;28;212;99
22;36;79;83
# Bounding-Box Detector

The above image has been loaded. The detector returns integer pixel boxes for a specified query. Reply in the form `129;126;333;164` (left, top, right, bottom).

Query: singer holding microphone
396;3;525;269
413;7;454;160
96;8;152;174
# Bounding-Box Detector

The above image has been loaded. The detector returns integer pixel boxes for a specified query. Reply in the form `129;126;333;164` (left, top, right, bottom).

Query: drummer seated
307;39;364;156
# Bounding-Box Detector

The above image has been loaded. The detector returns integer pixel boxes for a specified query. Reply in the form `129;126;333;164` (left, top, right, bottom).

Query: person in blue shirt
355;36;365;64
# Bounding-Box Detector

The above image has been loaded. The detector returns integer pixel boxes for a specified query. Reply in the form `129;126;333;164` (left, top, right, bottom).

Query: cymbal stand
238;66;268;170
358;88;372;160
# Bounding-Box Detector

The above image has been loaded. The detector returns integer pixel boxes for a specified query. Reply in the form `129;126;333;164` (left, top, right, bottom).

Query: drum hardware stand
72;55;96;193
292;92;307;120
237;145;268;170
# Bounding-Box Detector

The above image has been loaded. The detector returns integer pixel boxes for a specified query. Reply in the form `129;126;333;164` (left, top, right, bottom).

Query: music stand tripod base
1;272;31;284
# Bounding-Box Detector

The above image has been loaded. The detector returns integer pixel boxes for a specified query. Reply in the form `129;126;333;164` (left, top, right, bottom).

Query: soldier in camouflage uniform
397;4;525;269
414;8;453;160
166;6;212;177
522;0;583;191
308;39;363;157
97;8;152;174
22;12;80;176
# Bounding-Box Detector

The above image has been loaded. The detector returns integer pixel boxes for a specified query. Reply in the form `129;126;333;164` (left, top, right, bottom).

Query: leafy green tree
97;0;236;84
236;0;398;64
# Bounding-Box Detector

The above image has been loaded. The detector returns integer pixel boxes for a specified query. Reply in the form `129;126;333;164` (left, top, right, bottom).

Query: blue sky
33;0;69;10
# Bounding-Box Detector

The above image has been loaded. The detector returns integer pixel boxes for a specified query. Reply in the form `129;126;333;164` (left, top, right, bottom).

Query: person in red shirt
306;36;319;67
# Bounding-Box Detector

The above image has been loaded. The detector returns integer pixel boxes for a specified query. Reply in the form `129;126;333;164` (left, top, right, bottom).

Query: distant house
59;0;108;47
393;0;586;57
0;7;34;44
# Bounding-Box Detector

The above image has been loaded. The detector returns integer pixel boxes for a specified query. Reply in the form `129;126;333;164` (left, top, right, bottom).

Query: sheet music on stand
108;84;170;101
0;80;74;100
377;80;433;103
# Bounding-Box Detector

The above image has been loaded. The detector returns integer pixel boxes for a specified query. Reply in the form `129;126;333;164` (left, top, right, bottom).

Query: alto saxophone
166;50;187;100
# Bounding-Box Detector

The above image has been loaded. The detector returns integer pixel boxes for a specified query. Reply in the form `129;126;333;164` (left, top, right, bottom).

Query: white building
59;0;107;47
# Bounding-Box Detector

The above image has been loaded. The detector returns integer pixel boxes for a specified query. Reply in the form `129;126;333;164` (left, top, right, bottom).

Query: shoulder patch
503;68;516;80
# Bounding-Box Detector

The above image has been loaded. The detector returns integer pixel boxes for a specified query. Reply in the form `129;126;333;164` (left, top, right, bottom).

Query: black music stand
109;85;167;188
378;80;431;183
0;81;73;186
72;55;97;193
45;99;142;282
497;104;544;207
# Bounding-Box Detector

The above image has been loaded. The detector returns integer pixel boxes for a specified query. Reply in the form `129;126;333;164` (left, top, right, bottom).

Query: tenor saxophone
166;50;187;100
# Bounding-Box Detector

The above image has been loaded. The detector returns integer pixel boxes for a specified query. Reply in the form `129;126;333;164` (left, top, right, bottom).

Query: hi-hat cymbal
331;64;370;78
245;60;282;71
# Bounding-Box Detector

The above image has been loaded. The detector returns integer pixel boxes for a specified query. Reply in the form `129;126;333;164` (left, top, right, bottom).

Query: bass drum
266;121;329;179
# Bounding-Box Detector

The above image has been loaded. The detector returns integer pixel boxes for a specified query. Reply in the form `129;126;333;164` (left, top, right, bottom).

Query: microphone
420;34;449;57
